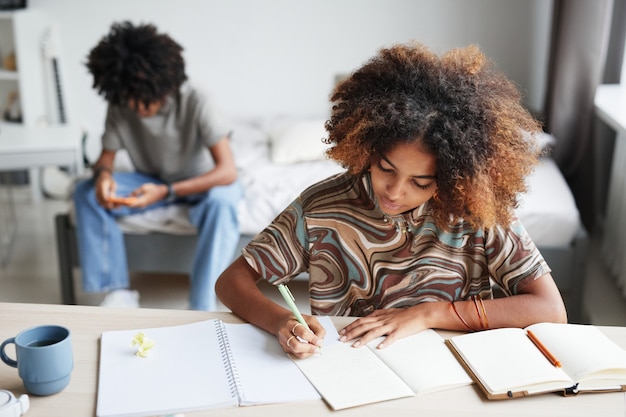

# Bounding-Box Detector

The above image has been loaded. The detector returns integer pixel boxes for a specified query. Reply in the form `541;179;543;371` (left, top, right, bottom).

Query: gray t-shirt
101;82;229;183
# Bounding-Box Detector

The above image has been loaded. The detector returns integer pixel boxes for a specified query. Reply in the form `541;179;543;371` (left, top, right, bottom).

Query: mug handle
0;338;18;368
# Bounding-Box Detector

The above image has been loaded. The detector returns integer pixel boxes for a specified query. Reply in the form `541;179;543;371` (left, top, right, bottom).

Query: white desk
0;123;83;173
0;123;83;265
0;302;624;417
594;84;626;296
595;84;626;134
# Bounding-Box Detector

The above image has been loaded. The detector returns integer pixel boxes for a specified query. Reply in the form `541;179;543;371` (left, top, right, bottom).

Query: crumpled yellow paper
131;332;155;358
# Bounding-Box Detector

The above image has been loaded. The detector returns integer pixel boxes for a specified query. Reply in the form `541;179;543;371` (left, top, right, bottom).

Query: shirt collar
158;93;175;114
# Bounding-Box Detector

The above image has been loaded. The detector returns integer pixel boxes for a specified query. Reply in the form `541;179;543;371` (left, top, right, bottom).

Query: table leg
29;167;42;203
0;172;17;267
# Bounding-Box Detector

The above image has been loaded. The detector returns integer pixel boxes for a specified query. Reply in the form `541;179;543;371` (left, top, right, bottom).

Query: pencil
527;330;562;368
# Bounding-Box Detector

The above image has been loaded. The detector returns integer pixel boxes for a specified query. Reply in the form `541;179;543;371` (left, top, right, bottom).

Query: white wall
28;0;552;159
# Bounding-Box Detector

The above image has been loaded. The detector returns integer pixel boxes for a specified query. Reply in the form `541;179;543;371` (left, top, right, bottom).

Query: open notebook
291;329;473;410
446;322;626;399
96;316;340;417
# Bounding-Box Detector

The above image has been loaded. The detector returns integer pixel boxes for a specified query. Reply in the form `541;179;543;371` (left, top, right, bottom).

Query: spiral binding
214;320;244;403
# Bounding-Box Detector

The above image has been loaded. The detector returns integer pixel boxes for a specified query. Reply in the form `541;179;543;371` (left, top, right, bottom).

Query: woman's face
369;141;437;216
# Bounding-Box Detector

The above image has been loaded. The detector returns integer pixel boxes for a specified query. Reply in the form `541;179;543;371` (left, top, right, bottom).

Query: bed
54;117;588;322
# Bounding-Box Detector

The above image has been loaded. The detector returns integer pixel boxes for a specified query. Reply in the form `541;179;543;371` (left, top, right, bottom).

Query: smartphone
107;195;137;205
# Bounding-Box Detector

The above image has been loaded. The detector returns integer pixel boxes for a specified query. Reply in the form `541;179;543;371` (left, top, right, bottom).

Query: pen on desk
277;283;311;331
527;330;561;368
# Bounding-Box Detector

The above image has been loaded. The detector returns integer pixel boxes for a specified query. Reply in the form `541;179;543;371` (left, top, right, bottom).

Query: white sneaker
100;289;140;308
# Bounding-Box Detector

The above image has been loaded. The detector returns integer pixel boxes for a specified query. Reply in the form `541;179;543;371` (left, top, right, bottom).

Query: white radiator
595;85;626;297
601;131;626;296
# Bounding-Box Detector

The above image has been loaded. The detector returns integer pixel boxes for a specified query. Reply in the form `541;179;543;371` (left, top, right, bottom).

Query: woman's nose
386;179;404;199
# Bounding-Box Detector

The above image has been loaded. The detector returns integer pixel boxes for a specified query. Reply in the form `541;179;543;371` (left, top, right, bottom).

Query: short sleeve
486;220;551;295
101;105;124;151
187;83;231;148
242;198;309;283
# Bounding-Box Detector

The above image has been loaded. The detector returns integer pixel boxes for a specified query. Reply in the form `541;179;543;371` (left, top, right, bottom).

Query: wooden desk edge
1;302;625;417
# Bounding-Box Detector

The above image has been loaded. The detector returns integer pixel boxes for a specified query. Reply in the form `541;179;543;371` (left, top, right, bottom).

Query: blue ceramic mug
0;325;73;396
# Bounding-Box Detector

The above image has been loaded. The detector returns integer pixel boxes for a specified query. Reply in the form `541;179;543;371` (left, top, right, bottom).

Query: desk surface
0;124;83;172
595;84;626;135
0;124;82;153
0;302;624;417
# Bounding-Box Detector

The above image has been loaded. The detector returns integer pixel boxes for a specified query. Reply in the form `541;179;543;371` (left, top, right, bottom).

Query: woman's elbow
551;300;568;324
542;285;568;324
523;273;568;324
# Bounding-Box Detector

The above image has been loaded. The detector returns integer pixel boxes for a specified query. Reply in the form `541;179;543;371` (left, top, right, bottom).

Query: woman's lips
379;195;402;212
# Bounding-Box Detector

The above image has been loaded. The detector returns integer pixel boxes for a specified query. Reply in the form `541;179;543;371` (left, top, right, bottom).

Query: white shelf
0;69;18;80
0;9;46;126
0;11;18;20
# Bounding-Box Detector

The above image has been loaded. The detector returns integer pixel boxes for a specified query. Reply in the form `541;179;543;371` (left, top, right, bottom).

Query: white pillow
523;130;556;154
536;131;556;151
269;119;329;164
229;121;271;169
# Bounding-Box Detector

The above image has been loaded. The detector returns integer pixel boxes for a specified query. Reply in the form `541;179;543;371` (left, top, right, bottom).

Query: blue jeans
72;172;242;310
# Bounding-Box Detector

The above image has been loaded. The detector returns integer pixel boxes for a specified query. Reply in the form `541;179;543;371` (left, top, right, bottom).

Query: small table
0;123;83;265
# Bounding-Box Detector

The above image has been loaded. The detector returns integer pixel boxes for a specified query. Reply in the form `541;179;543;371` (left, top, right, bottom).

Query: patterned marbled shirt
242;172;551;316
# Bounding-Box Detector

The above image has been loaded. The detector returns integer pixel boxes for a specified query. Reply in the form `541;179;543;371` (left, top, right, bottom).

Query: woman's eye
377;160;435;190
413;181;432;191
377;161;394;173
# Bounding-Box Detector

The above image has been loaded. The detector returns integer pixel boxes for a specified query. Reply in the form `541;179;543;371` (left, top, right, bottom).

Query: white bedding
514;157;580;247
115;120;581;248
236;159;343;235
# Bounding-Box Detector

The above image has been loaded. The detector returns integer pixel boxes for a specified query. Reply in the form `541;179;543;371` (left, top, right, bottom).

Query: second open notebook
96;317;339;417
446;322;626;399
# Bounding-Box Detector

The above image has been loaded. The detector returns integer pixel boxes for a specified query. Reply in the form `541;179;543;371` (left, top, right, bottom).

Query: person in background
216;42;567;357
74;21;241;310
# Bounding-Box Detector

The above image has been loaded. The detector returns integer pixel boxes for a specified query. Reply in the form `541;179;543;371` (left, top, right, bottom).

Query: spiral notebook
96;317;337;417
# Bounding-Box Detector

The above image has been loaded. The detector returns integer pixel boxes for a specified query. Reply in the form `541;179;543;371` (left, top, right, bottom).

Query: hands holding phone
96;171;169;209
103;183;170;209
106;195;138;206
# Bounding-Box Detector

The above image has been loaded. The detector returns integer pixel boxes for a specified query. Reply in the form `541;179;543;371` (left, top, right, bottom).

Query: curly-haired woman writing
216;42;567;358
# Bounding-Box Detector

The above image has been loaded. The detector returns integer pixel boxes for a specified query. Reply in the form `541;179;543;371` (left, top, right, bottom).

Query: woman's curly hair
86;21;187;107
325;42;542;230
